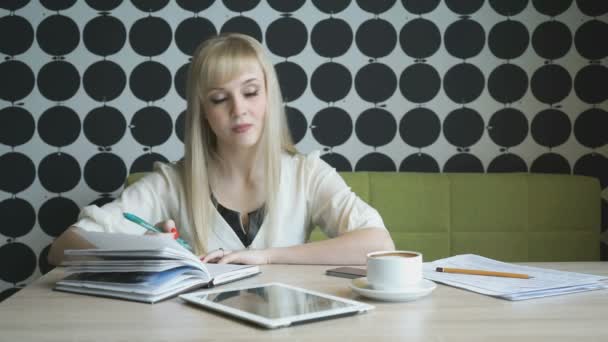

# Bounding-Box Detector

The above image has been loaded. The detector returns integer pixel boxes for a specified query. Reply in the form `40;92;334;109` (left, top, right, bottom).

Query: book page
68;230;260;281
205;263;257;278
70;229;205;273
74;229;191;255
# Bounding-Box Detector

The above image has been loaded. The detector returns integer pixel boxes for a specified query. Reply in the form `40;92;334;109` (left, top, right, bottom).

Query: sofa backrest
310;172;600;262
127;172;601;262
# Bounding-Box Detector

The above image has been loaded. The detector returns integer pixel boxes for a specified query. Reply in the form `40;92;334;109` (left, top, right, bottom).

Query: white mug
366;251;423;290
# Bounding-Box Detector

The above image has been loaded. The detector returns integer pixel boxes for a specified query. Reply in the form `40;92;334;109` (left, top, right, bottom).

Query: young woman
48;33;394;266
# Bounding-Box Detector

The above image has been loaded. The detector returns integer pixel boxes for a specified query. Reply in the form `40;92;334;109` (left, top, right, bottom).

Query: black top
212;196;265;247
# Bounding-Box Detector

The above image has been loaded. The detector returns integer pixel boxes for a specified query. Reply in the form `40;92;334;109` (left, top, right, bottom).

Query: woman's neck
210;144;266;213
214;144;263;183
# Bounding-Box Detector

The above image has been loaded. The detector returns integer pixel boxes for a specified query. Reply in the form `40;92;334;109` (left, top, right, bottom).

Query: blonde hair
183;33;297;254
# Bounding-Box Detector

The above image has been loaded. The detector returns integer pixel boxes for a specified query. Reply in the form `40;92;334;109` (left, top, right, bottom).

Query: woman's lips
232;124;252;133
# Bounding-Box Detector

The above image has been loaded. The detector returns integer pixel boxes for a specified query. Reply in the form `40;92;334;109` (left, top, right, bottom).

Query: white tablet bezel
179;282;374;328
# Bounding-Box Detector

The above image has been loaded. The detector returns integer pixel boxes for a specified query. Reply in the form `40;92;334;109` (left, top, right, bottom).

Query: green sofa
318;172;600;262
127;172;601;262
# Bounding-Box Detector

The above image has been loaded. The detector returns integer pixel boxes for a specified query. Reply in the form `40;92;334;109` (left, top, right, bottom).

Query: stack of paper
423;254;608;300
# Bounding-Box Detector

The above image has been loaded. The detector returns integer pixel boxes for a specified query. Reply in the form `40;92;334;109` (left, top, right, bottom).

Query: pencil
435;267;530;279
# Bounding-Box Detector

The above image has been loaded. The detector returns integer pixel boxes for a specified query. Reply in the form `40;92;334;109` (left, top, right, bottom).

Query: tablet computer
179;282;374;329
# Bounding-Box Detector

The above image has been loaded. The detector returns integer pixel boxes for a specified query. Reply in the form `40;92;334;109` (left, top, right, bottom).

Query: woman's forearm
267;228;395;265
47;227;96;266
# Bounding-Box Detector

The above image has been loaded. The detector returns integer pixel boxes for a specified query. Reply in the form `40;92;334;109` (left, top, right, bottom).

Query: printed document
423;254;608;300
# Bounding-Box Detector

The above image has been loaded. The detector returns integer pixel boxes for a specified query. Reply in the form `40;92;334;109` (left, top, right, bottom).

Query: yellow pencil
435;267;531;279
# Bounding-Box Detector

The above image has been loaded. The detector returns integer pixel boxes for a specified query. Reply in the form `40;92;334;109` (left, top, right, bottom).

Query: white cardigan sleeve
73;162;181;235
304;151;386;238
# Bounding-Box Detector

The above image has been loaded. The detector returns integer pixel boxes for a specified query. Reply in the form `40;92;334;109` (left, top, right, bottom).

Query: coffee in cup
366;251;423;290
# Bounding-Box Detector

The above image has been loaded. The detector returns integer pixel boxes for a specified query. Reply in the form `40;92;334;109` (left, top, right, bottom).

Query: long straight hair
183;33;297;254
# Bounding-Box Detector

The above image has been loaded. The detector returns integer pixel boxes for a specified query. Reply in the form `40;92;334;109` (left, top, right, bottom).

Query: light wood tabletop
1;262;607;341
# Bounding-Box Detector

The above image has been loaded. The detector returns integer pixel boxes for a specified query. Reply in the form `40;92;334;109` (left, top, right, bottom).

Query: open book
54;229;261;303
423;254;608;300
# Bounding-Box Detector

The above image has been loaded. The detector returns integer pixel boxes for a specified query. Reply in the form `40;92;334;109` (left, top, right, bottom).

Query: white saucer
349;278;436;302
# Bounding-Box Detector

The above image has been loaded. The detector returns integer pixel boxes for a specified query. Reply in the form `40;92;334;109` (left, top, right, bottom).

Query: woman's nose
231;95;247;117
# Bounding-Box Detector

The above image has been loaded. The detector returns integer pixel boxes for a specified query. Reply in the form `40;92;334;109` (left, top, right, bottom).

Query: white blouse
74;151;386;252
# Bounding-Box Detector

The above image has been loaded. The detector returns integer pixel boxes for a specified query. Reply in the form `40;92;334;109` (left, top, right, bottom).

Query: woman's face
203;63;267;153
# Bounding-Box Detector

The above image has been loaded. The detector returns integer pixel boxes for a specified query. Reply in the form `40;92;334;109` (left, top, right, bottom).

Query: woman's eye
244;91;258;98
210;97;226;104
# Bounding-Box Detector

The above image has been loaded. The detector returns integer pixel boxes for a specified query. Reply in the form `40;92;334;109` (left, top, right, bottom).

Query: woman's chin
226;138;261;151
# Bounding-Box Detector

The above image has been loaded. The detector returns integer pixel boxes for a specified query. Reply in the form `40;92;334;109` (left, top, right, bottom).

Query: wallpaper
1;0;607;300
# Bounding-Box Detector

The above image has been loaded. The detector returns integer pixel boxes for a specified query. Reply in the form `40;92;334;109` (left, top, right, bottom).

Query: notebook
54;229;260;303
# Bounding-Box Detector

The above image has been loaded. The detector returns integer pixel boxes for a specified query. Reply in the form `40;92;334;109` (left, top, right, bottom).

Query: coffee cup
366;251;423;290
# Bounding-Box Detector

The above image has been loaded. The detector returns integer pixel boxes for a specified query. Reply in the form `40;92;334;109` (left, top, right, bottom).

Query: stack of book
54;229;260;303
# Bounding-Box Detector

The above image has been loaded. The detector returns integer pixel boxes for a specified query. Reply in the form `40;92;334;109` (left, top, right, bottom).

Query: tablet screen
199;284;352;319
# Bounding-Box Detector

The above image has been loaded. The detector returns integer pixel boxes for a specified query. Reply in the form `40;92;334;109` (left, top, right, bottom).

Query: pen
123;212;193;251
435;267;530;279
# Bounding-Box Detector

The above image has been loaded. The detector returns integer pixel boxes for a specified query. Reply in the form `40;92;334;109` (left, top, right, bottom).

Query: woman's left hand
200;248;272;265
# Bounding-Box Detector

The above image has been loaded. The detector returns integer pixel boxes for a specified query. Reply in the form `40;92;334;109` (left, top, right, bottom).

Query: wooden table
1;263;607;341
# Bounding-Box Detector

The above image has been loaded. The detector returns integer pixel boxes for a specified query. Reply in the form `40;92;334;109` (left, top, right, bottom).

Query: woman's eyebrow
242;77;259;85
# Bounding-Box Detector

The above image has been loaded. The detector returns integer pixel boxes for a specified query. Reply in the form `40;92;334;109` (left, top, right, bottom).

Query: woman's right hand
145;219;179;239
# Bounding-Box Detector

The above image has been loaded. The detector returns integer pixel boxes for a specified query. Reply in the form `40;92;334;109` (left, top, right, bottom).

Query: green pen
123;212;193;251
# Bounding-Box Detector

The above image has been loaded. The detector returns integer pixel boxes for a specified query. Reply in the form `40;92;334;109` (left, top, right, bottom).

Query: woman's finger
162;219;176;233
152;220;178;239
154;220;176;233
199;252;217;263
218;253;239;264
200;249;224;263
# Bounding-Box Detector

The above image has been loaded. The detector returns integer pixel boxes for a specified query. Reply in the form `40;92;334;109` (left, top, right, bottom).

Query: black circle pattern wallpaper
1;0;607;299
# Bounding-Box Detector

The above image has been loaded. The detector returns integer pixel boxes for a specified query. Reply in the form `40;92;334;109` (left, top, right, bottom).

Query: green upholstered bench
127;172;601;262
